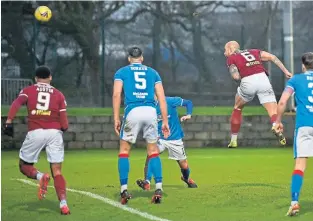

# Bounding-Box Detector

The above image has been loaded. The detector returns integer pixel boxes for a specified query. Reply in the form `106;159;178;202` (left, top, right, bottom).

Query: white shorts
120;106;158;144
158;139;187;161
19;129;64;163
237;72;276;104
294;126;313;158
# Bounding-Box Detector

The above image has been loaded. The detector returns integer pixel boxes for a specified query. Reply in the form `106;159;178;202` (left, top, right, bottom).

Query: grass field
1;105;272;117
2;148;313;221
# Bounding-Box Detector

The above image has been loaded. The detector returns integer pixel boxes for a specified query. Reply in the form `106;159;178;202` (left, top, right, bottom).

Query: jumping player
136;96;198;190
273;52;313;216
113;47;170;204
224;41;293;148
3;66;70;215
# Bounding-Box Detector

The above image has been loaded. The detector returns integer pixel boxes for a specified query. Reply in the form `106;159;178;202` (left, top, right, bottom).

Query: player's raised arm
112;79;123;136
180;98;193;122
260;51;293;78
155;83;170;138
169;97;193;122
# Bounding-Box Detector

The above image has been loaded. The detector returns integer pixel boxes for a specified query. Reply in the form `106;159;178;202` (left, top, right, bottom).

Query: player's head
301;52;313;72
224;41;240;57
35;66;52;83
128;46;143;64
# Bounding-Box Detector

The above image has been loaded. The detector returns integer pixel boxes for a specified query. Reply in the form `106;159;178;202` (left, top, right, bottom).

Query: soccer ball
34;6;52;22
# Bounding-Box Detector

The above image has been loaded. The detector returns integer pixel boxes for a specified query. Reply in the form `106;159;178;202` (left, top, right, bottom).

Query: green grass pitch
1;105;271;116
2;148;313;221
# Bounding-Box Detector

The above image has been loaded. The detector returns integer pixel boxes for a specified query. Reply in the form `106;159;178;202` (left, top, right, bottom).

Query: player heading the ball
224;41;292;148
112;46;170;204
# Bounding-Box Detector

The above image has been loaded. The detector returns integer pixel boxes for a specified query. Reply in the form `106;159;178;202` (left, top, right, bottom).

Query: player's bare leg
228;94;246;148
147;143;163;204
286;157;306;216
263;102;286;145
178;160;197;188
18;159;50;200
118;140;132;204
51;163;70;215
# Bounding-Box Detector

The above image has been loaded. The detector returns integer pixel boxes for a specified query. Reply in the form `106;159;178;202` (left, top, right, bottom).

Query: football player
224;41;292;148
274;52;313;216
136;96;198;190
3;66;70;215
113;47;170;204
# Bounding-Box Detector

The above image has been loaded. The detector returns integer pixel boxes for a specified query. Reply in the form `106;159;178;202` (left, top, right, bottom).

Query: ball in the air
34;6;52;22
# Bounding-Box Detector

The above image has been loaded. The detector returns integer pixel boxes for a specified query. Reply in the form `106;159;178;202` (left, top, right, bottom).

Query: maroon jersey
9;83;67;131
226;49;267;78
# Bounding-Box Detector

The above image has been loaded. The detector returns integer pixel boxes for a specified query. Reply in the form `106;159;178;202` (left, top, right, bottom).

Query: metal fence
1;1;312;107
1;78;33;105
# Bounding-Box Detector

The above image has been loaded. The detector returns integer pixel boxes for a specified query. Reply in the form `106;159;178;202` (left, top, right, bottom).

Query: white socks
231;134;238;142
121;184;127;193
291;201;298;206
36;172;43;181
60;199;67;208
155;182;163;190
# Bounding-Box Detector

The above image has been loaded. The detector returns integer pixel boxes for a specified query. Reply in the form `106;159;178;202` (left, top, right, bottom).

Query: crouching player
3;66;70;215
137;96;198;189
273;52;313;216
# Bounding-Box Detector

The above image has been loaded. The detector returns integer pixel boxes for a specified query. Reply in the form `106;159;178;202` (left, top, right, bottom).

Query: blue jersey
286;71;313;129
156;97;193;140
114;63;162;114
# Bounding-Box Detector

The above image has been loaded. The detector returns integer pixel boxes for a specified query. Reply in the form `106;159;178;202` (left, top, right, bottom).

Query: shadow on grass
276;200;313;216
9;199;59;214
297;200;313;216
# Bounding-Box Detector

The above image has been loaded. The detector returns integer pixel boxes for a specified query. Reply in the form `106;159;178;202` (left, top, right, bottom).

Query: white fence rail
1;78;33;105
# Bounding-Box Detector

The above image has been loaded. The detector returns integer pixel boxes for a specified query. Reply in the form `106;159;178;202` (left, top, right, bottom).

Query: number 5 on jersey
134;72;146;89
309;82;313;103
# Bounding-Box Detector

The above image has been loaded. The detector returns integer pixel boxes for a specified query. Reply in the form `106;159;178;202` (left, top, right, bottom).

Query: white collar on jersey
36;82;53;88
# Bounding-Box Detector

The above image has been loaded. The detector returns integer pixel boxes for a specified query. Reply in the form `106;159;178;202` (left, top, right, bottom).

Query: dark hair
128;47;143;58
35;66;51;79
301;52;313;70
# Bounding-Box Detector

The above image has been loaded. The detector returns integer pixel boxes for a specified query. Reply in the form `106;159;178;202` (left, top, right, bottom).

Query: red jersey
8;82;68;131
226;49;268;78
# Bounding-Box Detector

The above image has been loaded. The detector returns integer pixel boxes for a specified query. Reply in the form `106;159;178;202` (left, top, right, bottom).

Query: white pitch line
15;178;171;221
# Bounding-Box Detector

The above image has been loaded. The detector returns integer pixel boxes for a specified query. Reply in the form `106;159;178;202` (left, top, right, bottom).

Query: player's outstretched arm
112;80;123;136
180;99;193;122
4;95;27;137
155;83;170;138
6;95;28;123
260;51;293;78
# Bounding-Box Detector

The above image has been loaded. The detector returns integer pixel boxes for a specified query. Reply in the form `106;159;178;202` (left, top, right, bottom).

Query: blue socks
118;154;129;193
181;168;190;180
291;170;304;202
147;154;162;188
